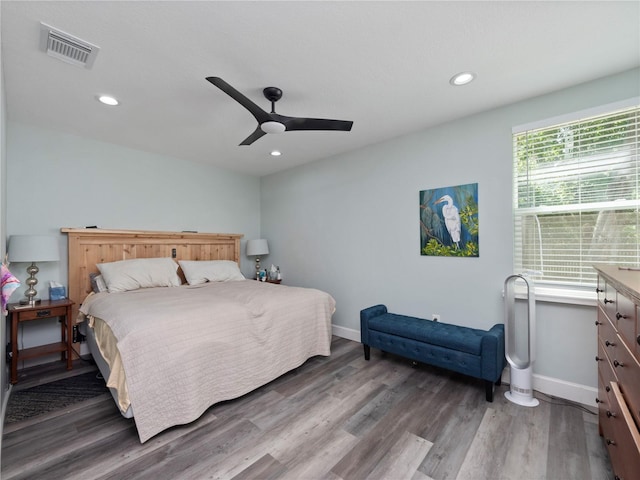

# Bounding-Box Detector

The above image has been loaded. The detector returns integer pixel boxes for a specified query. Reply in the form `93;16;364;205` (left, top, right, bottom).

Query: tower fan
503;274;539;407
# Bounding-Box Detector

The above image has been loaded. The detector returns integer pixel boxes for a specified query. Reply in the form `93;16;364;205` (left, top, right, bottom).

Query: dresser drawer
598;340;619;391
602;382;640;480
636;305;640;360
611;339;640;427
597;371;613;430
16;305;68;321
597;276;607;304
598;310;618;355
616;292;636;350
602;281;618;323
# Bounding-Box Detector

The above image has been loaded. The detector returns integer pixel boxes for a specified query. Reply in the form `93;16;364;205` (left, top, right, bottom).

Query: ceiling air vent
39;22;100;69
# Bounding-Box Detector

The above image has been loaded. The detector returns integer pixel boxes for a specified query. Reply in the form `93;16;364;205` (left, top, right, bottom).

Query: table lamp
246;239;269;278
8;235;60;305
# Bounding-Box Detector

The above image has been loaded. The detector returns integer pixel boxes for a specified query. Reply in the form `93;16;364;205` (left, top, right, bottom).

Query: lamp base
21;262;41;306
255;257;262;279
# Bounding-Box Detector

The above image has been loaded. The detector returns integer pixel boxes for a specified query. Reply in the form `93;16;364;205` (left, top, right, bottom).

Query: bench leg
363;344;370;361
485;380;495;402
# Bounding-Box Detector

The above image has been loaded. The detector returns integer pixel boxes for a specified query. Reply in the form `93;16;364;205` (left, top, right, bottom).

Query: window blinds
513;104;639;287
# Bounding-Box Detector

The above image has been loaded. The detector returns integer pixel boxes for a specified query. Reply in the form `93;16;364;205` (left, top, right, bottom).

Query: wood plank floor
2;337;613;480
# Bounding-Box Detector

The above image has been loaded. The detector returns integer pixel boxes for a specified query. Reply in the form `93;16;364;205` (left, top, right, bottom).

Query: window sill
509;285;597;307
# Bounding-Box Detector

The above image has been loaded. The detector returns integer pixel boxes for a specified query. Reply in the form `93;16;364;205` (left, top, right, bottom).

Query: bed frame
61;228;243;319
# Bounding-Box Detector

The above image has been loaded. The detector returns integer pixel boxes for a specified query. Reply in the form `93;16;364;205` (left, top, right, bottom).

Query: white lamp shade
246;239;269;257
8;235;60;263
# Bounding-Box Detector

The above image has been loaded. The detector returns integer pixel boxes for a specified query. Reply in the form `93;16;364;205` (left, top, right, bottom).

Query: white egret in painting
435;195;461;248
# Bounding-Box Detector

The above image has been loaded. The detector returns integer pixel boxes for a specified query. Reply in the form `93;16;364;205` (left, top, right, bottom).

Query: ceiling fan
206;77;354;146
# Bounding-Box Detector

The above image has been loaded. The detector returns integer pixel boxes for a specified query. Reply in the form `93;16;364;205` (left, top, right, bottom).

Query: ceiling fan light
449;72;476;86
97;95;119;106
261;121;286;134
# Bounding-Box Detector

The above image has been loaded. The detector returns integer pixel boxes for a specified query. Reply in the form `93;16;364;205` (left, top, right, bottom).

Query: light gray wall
6;122;260;357
261;68;640;394
1;24;8;448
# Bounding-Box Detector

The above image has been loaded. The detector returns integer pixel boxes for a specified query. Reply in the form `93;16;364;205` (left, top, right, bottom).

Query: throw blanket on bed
80;280;335;442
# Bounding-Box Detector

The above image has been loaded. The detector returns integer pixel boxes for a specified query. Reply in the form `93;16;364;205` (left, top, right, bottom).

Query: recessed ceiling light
270;150;282;156
97;95;119;106
449;72;476;86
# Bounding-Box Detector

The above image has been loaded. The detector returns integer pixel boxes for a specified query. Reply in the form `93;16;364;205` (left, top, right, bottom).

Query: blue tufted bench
361;304;506;401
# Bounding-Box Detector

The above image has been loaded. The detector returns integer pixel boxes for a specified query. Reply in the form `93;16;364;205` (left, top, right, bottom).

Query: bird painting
435;195;461;248
419;183;478;257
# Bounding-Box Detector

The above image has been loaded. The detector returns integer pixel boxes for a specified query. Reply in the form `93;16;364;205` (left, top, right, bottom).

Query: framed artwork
420;182;478;257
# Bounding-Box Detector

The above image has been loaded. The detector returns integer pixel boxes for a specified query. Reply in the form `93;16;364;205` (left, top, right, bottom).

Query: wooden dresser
595;265;640;479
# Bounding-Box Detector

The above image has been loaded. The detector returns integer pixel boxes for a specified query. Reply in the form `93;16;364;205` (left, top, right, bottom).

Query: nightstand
253;278;282;284
8;298;74;384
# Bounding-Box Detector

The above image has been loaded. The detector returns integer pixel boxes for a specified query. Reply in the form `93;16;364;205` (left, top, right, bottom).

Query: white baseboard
533;373;597;408
332;324;360;342
332;325;596;408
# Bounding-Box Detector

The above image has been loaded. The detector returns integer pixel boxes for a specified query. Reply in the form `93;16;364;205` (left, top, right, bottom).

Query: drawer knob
604;298;614;304
596;287;604;293
596;397;602;403
595;320;602;326
606;410;616;418
36;310;51;317
606;439;616;446
605;340;616;347
615;312;628;320
637;334;640;346
613;360;624;368
606;386;611;393
595;356;603;362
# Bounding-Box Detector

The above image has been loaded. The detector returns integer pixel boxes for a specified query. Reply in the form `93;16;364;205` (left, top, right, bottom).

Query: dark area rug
5;371;110;424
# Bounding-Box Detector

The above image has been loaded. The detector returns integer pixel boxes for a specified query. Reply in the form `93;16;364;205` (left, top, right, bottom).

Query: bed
61;228;335;443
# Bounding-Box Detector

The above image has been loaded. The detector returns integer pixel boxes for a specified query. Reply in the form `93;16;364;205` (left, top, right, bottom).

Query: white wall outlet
432;314;440;322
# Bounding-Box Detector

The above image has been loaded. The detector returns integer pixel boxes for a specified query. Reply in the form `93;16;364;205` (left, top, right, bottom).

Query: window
513;101;639;289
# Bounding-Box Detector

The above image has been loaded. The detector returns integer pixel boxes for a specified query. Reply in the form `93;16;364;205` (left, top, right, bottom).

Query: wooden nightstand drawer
17;305;68;321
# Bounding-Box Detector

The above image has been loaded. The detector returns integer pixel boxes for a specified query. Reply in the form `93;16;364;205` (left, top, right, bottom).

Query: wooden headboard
61;228;243;318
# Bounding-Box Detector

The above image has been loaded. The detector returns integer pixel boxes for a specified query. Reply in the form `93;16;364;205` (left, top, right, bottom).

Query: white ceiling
2;1;639;176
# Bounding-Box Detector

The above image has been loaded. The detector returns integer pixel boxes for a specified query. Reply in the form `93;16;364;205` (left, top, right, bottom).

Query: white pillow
97;257;181;293
179;260;245;285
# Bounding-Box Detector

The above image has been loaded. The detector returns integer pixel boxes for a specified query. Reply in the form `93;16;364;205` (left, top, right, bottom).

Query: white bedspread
79;280;335;442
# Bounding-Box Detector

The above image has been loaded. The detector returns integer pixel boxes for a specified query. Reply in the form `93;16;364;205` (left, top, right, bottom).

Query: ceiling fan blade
275;114;354;132
206;77;272;124
239;126;267;146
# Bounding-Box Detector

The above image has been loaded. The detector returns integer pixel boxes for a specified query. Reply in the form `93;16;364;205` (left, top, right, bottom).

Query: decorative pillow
179;260;245;285
97;257;181;293
89;272;108;293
